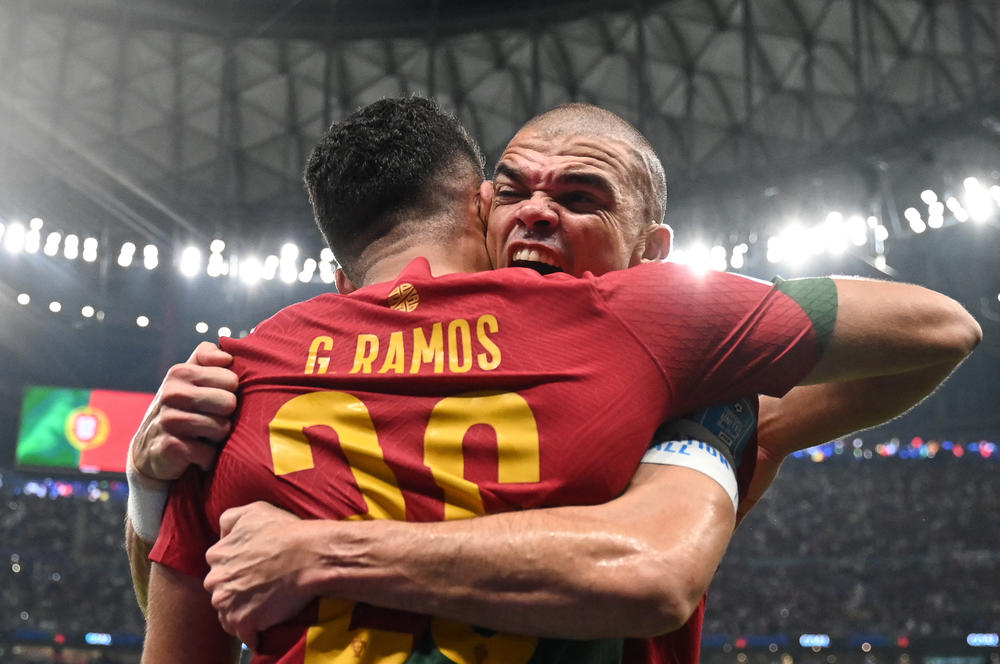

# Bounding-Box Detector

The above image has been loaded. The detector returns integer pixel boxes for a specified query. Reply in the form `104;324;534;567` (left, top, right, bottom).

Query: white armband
126;454;170;543
641;439;739;513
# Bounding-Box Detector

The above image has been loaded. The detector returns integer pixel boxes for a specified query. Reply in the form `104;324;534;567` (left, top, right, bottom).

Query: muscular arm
803;277;981;384
143;562;241;664
206;463;735;640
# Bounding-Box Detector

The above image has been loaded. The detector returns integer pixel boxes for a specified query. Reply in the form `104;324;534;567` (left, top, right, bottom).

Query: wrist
126;452;170;543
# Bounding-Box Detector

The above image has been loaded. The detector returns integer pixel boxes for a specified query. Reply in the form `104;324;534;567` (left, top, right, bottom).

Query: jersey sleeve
148;466;216;578
594;262;835;414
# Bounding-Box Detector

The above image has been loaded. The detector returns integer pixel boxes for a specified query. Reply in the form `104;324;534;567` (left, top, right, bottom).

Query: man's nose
517;192;559;232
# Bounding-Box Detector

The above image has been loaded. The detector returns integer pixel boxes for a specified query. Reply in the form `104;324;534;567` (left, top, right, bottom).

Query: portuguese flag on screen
16;386;155;474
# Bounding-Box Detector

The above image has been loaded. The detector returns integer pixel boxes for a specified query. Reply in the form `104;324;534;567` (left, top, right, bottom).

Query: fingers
161;364;238;415
217;503;255;538
189;341;234;368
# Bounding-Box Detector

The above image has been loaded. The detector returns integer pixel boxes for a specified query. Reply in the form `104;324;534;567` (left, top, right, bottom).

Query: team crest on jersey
64;406;110;451
388;283;419;311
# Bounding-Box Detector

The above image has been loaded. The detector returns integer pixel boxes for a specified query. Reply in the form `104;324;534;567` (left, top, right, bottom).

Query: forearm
297;465;733;638
126;517;155;616
760;361;963;459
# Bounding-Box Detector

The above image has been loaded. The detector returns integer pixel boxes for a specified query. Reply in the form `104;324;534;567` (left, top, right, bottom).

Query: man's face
485;129;653;277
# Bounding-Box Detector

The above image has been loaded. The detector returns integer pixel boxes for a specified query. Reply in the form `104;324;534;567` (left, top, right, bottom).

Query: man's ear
633;223;673;265
335;268;357;295
477;180;494;225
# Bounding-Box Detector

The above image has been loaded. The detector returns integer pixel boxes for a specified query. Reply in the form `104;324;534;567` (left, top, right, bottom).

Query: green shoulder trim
773;276;838;356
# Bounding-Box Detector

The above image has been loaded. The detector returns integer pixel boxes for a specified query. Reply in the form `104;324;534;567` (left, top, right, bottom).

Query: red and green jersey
151;257;835;664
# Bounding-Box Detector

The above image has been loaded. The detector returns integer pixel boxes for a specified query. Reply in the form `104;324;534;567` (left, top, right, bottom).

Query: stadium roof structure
1;0;998;244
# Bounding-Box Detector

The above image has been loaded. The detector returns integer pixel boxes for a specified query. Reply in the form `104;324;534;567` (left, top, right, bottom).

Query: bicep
143;562;240;664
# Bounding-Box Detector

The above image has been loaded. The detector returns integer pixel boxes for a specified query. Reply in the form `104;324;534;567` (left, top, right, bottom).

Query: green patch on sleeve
773;276;838;356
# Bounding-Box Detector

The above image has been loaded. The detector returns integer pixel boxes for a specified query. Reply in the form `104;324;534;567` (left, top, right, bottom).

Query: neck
362;237;491;286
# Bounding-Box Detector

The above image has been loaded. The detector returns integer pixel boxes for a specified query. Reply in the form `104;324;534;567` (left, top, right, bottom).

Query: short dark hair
304;96;485;281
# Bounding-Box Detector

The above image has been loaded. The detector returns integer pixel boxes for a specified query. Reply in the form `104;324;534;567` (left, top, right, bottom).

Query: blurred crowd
1;453;997;662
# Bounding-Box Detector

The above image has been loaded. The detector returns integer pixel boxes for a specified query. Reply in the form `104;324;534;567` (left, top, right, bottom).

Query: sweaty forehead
498;130;648;194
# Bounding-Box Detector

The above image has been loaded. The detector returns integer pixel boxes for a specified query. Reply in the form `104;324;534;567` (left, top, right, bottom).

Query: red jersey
151;258;832;663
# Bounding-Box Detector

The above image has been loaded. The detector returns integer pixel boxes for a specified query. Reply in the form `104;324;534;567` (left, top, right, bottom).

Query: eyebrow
495;163;616;199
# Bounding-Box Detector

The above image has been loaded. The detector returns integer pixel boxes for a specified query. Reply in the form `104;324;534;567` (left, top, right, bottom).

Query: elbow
606;563;705;637
946;306;983;362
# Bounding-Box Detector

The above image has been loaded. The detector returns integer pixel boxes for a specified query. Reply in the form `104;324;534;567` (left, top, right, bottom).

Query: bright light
207;252;225;277
17;293;30;305
281;242;299;259
320;247;335;263
143;244;159;270
4;222;26;254
319;261;336;284
963;176;994;222
118;252;134;268
0;222;4;242
920;189;938;204
195;321;209;334
44;232;61;256
262;255;279;281
779;224;811;265
299;257;317;283
280;244;299;283
210;239;226;253
24;229;41;254
179;246;202;277
136;315;150;328
847;216;867;247
991;185;1000;205
874;225;889;242
766;235;783;264
910;218;927;233
821;213;848;255
218;326;232;338
928;214;943;229
81;306;95;318
874;255;887;270
240;256;263;285
685;244;712;274
82;237;98;262
49;301;62;313
29;217;43;230
730;243;747;270
63;234;79;260
710;245;727;272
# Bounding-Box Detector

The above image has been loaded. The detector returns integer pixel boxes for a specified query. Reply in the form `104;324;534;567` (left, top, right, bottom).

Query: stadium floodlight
0;221;4;243
81;305;95;318
29;217;43;230
710;245;727;272
143;244;159;270
179;246;202;277
319;260;336;284
210;239;226;254
920;189;938;205
821;213;848;255
64;234;79;260
136;315;150;328
218;326;232;338
963;177;994;222
320;247;335;263
82;237;98;262
262;255;279;281
24;229;41;254
874;255;887;270
766;235;783;264
280;242;299;259
730;243;748;270
904;207;926;233
206;252;224;277
17;293;30;305
874;225;889;242
4;221;26;254
49;301;62;313
780;224;812;265
195;321;209;334
847;216;867;247
991;185;1000;206
240;256;263;285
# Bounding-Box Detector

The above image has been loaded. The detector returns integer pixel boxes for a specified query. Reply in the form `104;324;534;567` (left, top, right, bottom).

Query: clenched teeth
512;248;558;267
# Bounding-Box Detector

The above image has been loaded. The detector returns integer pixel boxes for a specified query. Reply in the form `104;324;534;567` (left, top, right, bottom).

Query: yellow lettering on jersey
349;334;379;374
410;322;445;374
447;319;473;373
305;336;334;375
377;331;406;374
424;391;540;519
431;618;537;664
475;315;501;370
305;597;412;664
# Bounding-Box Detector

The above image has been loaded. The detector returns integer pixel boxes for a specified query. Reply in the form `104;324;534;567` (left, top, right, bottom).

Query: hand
736;445;784;525
129;342;238;482
205;502;319;650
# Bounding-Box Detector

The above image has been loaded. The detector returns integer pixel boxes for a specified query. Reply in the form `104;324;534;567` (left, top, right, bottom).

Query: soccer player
136;99;980;663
